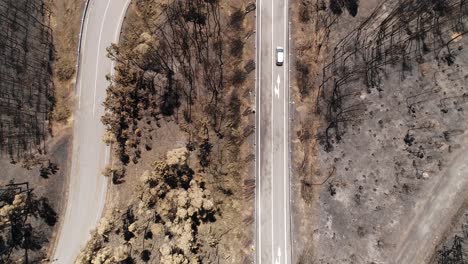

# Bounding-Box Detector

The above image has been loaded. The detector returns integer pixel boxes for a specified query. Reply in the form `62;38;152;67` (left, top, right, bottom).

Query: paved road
256;0;291;263
52;0;130;263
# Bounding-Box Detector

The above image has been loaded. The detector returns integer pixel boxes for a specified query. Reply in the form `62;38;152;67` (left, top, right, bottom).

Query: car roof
277;50;284;62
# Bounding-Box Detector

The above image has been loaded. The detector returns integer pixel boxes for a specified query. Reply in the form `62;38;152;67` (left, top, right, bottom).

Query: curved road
52;0;130;263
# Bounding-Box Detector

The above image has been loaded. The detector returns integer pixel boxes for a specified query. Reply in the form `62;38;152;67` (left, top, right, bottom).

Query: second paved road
256;0;291;263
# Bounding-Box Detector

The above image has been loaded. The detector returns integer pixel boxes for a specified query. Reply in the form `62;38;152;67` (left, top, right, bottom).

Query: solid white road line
78;2;91;110
283;1;288;263
104;145;109;162
111;0;131;77
270;1;275;263
257;0;262;260
92;0;111;117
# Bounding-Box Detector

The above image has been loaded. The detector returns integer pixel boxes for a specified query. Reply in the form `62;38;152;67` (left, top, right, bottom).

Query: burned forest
317;0;468;152
0;0;53;161
291;0;468;262
0;182;58;263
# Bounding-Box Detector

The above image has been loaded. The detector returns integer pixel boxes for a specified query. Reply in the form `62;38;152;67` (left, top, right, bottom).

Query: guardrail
74;0;91;93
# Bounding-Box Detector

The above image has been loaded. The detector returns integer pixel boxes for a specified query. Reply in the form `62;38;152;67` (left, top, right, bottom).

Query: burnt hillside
0;0;53;160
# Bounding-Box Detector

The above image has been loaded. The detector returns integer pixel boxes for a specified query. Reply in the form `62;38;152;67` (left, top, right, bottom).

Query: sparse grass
49;0;84;126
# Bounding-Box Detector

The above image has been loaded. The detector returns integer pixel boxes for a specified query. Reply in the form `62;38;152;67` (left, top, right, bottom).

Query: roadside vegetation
0;182;58;263
292;0;468;262
101;0;256;184
49;0;85;126
80;0;256;262
78;148;218;263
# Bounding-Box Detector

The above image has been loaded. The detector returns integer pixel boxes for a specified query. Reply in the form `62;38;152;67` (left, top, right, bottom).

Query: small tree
198;139;213;167
0;182;58;263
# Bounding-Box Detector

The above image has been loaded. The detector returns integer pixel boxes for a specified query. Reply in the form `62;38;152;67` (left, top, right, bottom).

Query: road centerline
92;0;111;117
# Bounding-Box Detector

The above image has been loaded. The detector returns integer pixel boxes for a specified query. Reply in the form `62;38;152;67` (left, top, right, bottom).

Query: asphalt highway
256;0;291;263
52;0;130;262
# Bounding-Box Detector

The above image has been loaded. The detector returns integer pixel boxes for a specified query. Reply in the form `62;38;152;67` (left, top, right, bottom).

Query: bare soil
290;0;468;263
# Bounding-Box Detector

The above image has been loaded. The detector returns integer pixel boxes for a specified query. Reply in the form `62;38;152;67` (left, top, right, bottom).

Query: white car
276;47;284;66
